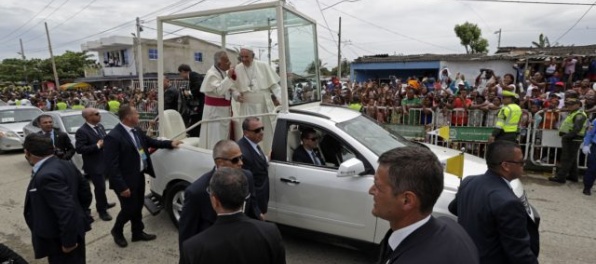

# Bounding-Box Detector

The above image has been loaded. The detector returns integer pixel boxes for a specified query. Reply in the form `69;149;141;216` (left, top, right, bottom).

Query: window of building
194;52;203;62
148;49;158;60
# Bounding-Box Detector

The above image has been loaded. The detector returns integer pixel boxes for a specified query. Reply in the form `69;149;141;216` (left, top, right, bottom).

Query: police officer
107;95;120;114
489;90;522;143
550;98;588;183
582;116;596;195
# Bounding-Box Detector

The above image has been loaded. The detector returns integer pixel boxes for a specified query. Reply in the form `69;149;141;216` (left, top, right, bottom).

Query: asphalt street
1;150;595;263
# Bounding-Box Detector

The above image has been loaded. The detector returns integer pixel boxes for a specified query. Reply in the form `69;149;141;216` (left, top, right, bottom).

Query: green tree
0;50;94;84
454;22;489;54
532;33;551;48
305;59;331;76
331;59;350;78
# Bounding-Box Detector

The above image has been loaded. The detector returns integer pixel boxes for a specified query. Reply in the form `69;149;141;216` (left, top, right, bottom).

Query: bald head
213;140;240;160
82;108;101;124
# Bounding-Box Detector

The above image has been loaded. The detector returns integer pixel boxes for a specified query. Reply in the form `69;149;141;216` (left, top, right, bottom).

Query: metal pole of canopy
276;2;289;113
157;19;165;137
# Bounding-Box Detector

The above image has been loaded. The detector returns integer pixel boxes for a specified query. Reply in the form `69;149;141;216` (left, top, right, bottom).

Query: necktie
94;126;105;138
256;145;266;161
132;129;148;170
311;151;320;165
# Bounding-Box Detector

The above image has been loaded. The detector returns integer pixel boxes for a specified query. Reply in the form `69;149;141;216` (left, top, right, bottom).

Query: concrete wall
439;60;516;84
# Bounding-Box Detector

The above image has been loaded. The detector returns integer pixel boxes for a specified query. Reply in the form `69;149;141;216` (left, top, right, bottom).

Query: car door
268;121;377;243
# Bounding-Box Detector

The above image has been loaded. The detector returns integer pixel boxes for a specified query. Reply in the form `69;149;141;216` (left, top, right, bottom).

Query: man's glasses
215;155;243;164
249;127;264;133
503;160;525;166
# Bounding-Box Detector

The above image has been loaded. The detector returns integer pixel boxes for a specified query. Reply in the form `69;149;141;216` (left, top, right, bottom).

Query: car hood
423;143;488;178
0;122;29;132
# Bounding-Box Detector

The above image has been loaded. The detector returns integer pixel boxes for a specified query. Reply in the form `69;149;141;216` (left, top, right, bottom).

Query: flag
427;126;450;141
445;153;464;178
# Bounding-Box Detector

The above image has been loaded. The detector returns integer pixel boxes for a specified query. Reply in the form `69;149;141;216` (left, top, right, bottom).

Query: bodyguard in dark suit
23;133;92;264
449;141;539;264
75;108;116;221
292;128;324;165
104;105;182;248
37;114;75;160
180;168;285;264
164;75;179;111
178;140;262;256
238;117;270;214
369;146;479;264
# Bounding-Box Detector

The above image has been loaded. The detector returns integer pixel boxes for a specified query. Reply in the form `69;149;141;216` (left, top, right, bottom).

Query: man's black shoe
548;177;566;183
583;188;592;196
99;212;112;221
131;232;157;242
106;202;117;209
111;230;128;248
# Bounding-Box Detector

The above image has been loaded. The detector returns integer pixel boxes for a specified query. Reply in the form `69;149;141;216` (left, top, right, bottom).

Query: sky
1;0;595;68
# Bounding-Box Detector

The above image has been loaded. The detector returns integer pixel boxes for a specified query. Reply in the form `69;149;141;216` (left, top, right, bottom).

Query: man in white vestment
230;47;282;154
198;51;236;149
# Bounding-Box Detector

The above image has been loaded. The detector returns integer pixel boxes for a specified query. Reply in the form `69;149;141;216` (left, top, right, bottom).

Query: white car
147;103;517;245
0;106;43;152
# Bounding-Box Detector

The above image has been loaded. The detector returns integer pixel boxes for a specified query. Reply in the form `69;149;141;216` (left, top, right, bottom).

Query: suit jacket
75;123;106;175
237;137;268;188
39;129;75;160
24;157;92;259
181;213;285;264
103;123;173;193
189;71;205;115
378;216;479;264
178;168;262;253
448;171;539;264
292;145;324;165
164;85;179;111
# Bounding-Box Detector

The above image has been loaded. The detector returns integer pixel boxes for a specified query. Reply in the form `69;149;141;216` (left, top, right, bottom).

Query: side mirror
337;158;365;177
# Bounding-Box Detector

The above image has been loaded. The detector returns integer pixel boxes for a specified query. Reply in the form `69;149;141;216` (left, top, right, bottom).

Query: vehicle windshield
337;115;415;156
0;109;42;124
61;112;120;134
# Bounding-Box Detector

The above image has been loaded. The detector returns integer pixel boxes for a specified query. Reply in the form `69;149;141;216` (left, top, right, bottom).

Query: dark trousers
584;144;596;189
255;180;270;214
112;172;145;235
47;236;85;264
187;114;202;137
557;138;582;180
88;173;108;213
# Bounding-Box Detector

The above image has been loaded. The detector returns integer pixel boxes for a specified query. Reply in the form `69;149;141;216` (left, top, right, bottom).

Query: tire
164;181;190;228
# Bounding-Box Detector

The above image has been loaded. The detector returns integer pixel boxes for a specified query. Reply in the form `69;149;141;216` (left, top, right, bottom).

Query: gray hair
209;168;249;210
241;117;260;131
212;140;239;160
213;51;227;65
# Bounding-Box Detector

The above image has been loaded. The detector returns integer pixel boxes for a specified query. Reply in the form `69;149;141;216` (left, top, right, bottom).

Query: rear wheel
164;181;190;228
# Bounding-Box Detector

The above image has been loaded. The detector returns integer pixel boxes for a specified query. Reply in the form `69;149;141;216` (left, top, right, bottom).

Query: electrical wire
0;0;57;40
458;0;596;6
315;0;338;46
554;0;596;43
1;0;72;45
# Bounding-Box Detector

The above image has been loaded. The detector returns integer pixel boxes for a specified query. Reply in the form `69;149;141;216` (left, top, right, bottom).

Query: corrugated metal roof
354;53;518;64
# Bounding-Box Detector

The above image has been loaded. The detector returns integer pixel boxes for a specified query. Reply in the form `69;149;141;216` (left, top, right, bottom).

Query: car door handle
280;178;300;184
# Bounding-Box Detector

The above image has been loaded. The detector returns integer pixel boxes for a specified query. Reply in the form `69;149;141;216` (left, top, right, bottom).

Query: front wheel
164;181;190;228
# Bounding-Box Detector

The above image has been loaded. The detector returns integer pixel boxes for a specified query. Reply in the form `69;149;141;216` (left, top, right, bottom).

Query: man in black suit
237;117;270;215
164;75;179;111
75;108;116;221
178;140;262;255
37;114;75;160
449;141;539;264
23;133;92;264
104;104;182;248
178;64;204;137
292;128;324;165
180;168;285;264
370;146;479;264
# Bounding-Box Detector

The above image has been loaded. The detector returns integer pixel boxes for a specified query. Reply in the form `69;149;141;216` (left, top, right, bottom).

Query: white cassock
233;60;282;154
198;65;234;149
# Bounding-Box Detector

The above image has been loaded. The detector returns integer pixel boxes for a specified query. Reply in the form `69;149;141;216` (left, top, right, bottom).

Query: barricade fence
85;100;159;137
377;107;594;171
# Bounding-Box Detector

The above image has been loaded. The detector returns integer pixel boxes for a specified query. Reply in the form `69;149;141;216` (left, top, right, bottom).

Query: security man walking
489;90;522;143
550;98;588;183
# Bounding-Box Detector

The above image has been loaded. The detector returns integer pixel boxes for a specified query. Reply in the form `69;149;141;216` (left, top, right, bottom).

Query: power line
315;0;338;46
1;0;72;45
458;0;596;6
554;0;596;43
0;0;57;41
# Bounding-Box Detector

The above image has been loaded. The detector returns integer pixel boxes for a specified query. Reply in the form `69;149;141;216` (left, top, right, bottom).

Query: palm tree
532;33;551;48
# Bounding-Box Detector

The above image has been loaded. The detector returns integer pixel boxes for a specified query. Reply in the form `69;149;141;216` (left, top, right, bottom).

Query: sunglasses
216;155;243;164
249;127;264;133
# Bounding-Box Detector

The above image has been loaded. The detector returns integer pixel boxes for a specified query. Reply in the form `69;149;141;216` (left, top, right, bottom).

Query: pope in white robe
231;48;282;154
198;51;235;149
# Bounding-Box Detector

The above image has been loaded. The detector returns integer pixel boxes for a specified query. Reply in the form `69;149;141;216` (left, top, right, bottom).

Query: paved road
0;150;595;263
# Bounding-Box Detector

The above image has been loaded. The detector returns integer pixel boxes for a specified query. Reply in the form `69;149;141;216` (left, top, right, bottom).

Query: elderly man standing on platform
198;51;236;149
229;47;281;154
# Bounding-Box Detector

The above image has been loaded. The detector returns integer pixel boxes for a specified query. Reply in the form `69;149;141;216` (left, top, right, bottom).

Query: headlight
0;130;19;138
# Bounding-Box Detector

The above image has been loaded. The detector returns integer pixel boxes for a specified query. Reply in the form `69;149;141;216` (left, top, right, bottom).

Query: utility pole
19;38;28;84
136;17;144;91
267;18;274;66
337;17;342;78
45;22;60;88
494;28;502;50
